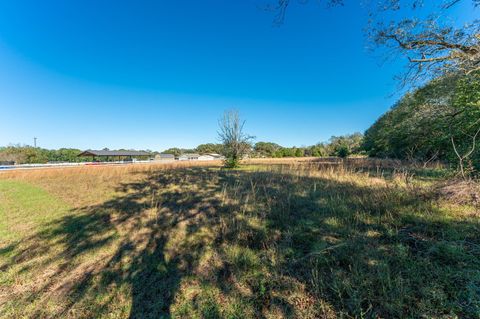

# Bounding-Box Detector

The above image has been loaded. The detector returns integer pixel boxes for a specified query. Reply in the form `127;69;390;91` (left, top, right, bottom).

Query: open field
0;159;479;318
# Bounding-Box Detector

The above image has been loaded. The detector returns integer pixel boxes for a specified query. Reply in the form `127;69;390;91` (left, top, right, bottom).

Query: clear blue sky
0;0;470;151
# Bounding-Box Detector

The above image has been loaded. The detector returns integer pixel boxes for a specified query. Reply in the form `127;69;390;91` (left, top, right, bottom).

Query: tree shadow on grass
1;166;479;318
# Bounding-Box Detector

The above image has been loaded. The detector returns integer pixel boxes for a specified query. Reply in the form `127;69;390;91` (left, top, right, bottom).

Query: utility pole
33;137;37;148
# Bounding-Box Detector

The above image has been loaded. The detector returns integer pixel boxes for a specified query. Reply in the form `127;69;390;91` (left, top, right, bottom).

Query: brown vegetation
0;159;478;318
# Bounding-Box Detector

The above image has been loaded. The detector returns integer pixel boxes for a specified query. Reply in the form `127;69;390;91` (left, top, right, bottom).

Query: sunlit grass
0;159;478;318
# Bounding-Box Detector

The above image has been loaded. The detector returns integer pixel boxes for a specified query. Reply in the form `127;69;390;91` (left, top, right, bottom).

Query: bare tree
218;110;254;168
451;124;480;179
270;0;480;87
370;0;480;86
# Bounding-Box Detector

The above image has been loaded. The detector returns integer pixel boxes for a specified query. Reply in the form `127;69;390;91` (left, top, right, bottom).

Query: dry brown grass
0;159;224;180
438;179;480;207
0;161;223;207
0;158;477;318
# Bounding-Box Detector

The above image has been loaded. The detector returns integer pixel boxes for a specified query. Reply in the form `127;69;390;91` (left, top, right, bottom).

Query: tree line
0;147;155;164
363;71;480;177
0;146;93;164
0;132;366;165
162;134;364;160
252;134;363;158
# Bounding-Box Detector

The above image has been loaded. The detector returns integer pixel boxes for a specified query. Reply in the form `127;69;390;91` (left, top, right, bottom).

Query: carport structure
78;149;151;162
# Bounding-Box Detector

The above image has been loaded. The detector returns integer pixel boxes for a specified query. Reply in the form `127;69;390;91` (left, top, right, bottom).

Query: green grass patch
0;180;71;243
0;165;479;318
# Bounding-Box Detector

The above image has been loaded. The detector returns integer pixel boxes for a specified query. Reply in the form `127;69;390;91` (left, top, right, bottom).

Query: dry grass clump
438;179;480;207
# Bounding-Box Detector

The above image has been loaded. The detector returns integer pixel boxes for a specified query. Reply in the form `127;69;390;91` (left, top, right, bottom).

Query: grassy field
0;159;479;318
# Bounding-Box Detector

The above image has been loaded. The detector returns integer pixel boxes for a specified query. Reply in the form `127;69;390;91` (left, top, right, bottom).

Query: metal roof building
78;150;151;158
155;153;175;161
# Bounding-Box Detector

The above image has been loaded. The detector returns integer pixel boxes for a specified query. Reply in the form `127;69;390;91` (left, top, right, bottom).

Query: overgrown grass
0;160;478;318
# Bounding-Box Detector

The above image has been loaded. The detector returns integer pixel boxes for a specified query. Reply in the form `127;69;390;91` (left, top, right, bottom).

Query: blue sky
0;1;472;150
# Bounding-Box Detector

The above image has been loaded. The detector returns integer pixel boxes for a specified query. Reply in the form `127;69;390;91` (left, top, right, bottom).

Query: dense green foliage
195;143;224;154
163;144;224;157
364;73;480;173
162;148;196;157
0;146;91;164
328;133;364;158
0;146;156;164
252;133;363;158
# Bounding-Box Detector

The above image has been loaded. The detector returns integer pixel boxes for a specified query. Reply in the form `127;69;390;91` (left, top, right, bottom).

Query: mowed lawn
0;162;479;318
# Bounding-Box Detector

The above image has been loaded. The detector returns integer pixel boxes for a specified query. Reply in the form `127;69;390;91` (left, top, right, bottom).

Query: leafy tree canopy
363;72;480;173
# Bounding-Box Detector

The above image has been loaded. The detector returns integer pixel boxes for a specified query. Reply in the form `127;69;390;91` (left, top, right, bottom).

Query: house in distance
177;153;225;161
178;153;200;161
155;153;175;162
78;150;225;163
78;149;151;162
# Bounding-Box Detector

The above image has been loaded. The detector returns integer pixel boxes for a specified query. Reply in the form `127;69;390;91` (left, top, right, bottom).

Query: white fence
0;160;155;171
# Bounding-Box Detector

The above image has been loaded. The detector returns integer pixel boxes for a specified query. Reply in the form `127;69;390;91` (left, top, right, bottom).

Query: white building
208;153;225;160
176;153;225;161
198;154;215;161
178;153;200;161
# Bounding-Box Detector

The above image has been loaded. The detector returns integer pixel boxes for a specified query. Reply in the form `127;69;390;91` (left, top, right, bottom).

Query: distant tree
281;148;296;157
0;146;25;163
49;148;86;162
329;133;364;157
254;142;282;157
336;145;350;158
295;147;304;157
309;144;328;157
273;149;284;158
162;148;182;157
196;143;224;155
162;148;195;156
19;146;49;163
218;110;254;168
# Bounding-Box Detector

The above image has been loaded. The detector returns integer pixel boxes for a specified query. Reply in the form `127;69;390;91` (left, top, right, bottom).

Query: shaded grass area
0;165;479;318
